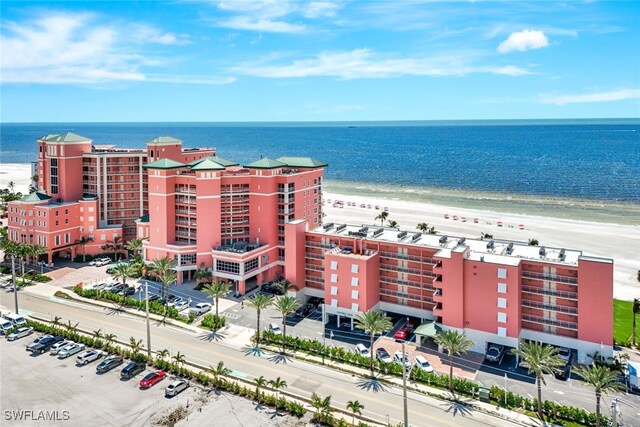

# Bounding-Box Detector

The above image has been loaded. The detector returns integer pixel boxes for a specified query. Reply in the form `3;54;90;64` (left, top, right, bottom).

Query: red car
394;327;409;341
139;370;166;389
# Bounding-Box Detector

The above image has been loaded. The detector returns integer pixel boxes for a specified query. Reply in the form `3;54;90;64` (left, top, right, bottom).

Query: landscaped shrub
200;314;226;331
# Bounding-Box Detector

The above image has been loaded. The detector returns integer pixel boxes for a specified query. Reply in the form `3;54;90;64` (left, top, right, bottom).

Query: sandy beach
2;162;638;300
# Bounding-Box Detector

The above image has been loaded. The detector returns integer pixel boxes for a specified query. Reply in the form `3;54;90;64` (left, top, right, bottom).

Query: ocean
1;120;639;222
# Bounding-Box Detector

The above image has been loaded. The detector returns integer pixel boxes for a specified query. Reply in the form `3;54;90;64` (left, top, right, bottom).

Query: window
64;233;70;244
101;234;106;241
351;264;359;273
497;312;507;323
216;260;240;274
330;260;338;270
330;273;338;283
351;303;359;312
497;327;507;337
497;297;507;308
181;254;196;266
351;277;359;286
330;286;338;295
244;257;259;272
331;299;338;308
54;235;60;246
497;268;507;279
351;290;359;299
498;283;507;294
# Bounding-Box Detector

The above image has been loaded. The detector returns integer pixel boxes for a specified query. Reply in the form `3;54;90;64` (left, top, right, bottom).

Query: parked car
557;347;572;364
260;282;285;295
76;350;103;365
164;295;183;306
190;303;212;316
148;294;161;302
355;343;370;358
92;258;112;267
119;286;137;296
110;284;125;294
165;379;189;397
25;334;53;351
96;356;124;373
121;362;146;379
376;347;392;363
139;370;166;389
103;282;122;292
50;340;73;355
3;313;27;328
405;319;417;332
485;344;505;364
268;323;282;334
7;326;34;341
393;327;409;341
29;336;64;354
57;343;86;359
393;351;411;370
307;297;324;309
555;362;572;380
0;318;13;335
294;304;314;318
173;300;189;311
413;355;434;373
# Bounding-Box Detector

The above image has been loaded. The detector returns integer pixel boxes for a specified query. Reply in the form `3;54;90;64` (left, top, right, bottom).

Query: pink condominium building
285;221;613;363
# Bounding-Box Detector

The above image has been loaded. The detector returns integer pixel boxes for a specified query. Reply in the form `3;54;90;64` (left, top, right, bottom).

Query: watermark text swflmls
4;410;70;422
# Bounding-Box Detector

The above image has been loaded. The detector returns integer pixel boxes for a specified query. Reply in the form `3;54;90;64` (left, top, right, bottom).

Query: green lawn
614;299;640;346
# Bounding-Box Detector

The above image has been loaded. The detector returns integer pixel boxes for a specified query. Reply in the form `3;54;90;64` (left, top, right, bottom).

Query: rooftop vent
486;240;495;250
411;233;421;242
358;226;369;234
348;231;367;238
439;236;448;244
506;242;514;255
322;222;334;231
457;237;466;246
335;224;347;232
539;247;546;257
372;228;384;238
397;231;407;240
559;248;565;261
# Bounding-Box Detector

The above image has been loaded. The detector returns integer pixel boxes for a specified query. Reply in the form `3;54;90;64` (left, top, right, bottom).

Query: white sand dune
2;163;637;300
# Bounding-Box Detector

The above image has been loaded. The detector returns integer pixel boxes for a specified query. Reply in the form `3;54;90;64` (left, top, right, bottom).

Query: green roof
137;214;149;223
413;321;442;337
143;158;185;169
146;136;182;145
191;158;225;171
188;155;239;168
244;157;286;169
21;191;52;202
40;132;92;143
276;157;328;168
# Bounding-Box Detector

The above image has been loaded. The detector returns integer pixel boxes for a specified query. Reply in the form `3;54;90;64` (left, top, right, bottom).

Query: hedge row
259;331;608;426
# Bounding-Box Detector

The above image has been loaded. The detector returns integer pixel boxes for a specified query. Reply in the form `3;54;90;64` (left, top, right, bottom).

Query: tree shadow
442;394;475;417
356;375;389;393
199;331;226;342
267;352;293;364
242;344;267;357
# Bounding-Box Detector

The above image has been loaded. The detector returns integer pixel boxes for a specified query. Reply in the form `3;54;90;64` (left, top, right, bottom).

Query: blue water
1;119;639;203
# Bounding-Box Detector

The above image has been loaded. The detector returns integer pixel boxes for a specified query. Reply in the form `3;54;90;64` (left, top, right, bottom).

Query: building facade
284;221;613;363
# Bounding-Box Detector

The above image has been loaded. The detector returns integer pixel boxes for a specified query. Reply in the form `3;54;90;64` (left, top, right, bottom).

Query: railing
379;276;433;290
521;300;578;315
305;241;334;249
305;252;324;260
379;288;426;302
176;231;197;238
521;285;578;300
175;219;197;226
175;209;196;215
305;275;324;284
521;314;578;331
380;263;433;276
175;197;196;205
379;251;435;264
221;209;249;215
522;271;578;285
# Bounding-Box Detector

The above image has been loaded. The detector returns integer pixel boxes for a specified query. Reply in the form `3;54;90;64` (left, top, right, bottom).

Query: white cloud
232;49;532;79
0;11;230;85
540;89;640;105
497;30;549;53
218;16;306;33
303;2;340;18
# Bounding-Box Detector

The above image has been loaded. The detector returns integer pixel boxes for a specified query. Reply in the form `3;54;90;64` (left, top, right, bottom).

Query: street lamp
321;303;326;365
401;339;409;427
145;280;151;358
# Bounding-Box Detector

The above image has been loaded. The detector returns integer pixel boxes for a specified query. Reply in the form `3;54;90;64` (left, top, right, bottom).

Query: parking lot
0;332;301;426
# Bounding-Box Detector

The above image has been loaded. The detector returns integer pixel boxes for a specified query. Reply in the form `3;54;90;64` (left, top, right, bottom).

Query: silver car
165;379;189;397
76;350;103;365
50;340;73;355
7;326;34;341
189;303;212;316
58;343;86;359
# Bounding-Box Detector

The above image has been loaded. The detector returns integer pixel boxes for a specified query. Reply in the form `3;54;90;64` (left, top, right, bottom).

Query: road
1;291;519;427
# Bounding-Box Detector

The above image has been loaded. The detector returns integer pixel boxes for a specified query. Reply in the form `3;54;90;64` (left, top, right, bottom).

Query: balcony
175;197;196;205
379;288;425;302
175;230;197;238
433;288;443;302
521;314;578;331
175;219;197;227
380;263;424;275
305;241;335;250
379;251;435;264
379;276;433;291
521;285;578;300
432;302;443;317
522;271;578;285
521;299;578;315
305;264;324;272
175;209;196;215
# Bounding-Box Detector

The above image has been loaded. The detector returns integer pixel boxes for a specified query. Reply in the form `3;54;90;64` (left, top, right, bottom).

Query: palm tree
65;321;79;334
156;348;169;360
374;211;389;226
8;181;15;193
112;262;135;287
129;337;142;356
273;295;298;355
172;351;186;369
52;316;62;327
480;232;493;239
511;341;565;419
202;281;231;317
346;400;364;426
101;235;125;260
387;220;399;228
574;363;624;427
27;244;47;268
75;236;94;262
528;238;539;246
310;392;333;423
148;256;177;300
125;238;144;260
208;361;231;388
254;375;267;401
434;330;474;391
354;310;393;376
416;222;429;233
193;262;212;284
104;333;117;351
632;298;640;347
268;376;287;401
246;293;273;344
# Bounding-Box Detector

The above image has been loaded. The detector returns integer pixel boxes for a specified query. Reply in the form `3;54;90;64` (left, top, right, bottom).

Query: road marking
19;308;35;316
222;312;240;320
229;369;248;379
553;390;565;395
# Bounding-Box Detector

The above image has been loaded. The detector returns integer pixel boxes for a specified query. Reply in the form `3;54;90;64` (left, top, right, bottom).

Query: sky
1;0;639;122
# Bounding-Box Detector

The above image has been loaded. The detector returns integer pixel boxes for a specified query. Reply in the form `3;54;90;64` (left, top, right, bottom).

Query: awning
413;321;442;337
